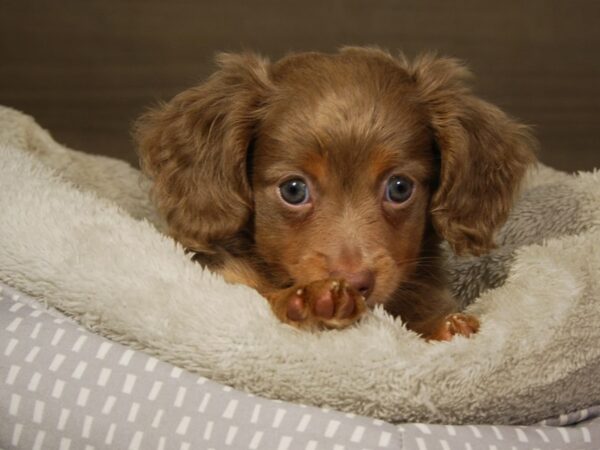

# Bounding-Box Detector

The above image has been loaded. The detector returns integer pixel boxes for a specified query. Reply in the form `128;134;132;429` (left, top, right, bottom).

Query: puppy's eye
279;178;310;205
385;175;414;203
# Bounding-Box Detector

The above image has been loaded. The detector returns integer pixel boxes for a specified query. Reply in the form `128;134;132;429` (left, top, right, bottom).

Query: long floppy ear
400;54;537;256
134;52;272;255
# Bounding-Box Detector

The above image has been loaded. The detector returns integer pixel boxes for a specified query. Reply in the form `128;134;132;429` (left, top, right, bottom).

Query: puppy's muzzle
330;269;375;299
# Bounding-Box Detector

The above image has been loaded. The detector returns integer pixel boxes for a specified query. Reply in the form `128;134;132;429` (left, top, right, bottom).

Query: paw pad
284;278;366;329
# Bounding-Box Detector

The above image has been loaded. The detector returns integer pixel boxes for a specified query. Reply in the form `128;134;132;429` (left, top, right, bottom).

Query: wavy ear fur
134;52;272;254
400;54;537;255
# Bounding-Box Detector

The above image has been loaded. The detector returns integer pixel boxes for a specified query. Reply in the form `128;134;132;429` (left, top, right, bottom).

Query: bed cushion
3;283;600;449
1;105;599;425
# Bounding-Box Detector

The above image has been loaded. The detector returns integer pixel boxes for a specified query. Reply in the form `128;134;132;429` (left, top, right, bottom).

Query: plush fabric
4;282;600;450
0;105;599;424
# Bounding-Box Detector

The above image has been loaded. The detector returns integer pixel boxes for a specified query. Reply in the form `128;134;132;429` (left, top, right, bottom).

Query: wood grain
1;0;598;171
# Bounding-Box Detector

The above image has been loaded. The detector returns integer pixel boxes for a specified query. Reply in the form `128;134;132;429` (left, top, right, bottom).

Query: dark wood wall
1;1;599;171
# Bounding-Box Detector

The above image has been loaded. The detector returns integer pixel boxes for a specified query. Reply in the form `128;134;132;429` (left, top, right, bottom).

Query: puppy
134;47;536;340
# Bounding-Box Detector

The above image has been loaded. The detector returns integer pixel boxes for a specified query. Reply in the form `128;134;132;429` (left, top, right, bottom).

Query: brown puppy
134;47;536;340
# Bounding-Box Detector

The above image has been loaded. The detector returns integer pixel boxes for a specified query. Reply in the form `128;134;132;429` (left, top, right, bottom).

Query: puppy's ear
400;54;537;256
134;52;272;254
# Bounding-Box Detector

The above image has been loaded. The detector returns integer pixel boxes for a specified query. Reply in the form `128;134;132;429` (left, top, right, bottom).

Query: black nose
331;270;375;299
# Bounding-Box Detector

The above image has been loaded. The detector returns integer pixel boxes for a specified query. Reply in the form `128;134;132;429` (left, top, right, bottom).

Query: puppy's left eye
279;178;310;205
385;175;414;203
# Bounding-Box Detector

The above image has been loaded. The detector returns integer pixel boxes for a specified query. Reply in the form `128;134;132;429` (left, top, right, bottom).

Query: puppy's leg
266;279;367;330
392;291;479;341
420;313;480;341
218;259;366;330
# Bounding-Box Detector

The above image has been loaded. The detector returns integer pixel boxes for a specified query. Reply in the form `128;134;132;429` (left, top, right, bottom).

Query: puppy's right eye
279;178;310;205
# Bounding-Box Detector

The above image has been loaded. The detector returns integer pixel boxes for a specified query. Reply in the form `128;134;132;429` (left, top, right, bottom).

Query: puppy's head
135;48;536;306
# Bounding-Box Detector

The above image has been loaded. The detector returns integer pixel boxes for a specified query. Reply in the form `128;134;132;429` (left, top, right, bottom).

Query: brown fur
134;47;536;339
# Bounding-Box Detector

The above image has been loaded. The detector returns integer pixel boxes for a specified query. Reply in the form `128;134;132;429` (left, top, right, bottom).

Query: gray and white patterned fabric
1;282;599;450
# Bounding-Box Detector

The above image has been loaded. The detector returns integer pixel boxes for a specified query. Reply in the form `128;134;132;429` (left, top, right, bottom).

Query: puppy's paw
277;279;367;329
428;313;480;341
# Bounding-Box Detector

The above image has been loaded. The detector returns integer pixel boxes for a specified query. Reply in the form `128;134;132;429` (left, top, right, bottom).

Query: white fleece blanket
1;106;599;425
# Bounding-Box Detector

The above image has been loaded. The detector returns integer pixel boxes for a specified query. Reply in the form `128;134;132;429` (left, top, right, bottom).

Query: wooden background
1;1;599;171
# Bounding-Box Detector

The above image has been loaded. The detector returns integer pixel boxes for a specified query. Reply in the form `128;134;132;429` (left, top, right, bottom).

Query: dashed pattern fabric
0;283;401;450
2;282;600;450
396;413;600;450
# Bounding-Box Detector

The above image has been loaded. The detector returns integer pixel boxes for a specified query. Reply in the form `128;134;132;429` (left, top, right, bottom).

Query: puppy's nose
331;270;375;299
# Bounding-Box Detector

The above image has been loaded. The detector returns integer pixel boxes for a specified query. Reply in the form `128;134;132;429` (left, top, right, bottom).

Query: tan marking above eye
299;151;329;184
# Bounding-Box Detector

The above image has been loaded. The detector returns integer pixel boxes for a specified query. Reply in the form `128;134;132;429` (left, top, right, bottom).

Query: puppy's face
135;48;536;309
251;58;437;304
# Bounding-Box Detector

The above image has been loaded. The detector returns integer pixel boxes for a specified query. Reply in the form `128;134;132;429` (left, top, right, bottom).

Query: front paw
273;279;367;329
428;313;480;341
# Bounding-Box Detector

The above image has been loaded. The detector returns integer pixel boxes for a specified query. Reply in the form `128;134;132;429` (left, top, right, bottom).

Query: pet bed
3;282;599;449
1;105;599;426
